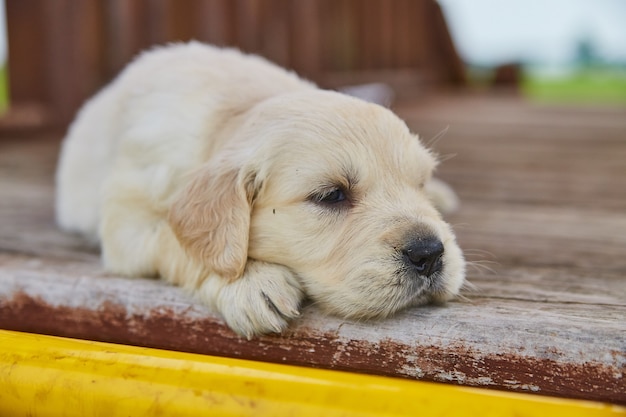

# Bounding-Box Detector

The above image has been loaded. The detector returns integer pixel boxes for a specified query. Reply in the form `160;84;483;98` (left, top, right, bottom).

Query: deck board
0;94;624;404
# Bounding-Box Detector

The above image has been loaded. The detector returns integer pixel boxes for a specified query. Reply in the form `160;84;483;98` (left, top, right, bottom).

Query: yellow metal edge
0;330;623;417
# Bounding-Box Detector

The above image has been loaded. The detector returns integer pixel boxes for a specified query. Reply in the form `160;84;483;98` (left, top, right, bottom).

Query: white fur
56;42;465;338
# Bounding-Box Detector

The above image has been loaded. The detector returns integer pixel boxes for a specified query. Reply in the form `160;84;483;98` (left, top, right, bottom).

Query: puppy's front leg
102;204;303;337
157;226;304;338
197;261;304;339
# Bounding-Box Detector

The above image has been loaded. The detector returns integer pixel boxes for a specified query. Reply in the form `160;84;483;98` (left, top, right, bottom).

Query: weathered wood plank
1;95;625;404
1;253;624;404
397;100;626;212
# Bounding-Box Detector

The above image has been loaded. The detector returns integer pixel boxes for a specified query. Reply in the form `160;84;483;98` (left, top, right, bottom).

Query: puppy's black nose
403;237;444;277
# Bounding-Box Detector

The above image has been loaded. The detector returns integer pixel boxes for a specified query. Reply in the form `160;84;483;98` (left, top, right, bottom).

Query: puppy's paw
425;178;460;215
199;261;303;338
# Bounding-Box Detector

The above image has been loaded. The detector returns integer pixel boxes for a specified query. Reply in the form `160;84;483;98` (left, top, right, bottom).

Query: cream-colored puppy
56;42;465;338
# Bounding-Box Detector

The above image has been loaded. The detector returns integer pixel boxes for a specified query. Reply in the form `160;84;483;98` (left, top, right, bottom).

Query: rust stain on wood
2;290;623;405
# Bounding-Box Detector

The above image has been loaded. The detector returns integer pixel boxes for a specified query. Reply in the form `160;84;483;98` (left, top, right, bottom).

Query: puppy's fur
56;42;465;337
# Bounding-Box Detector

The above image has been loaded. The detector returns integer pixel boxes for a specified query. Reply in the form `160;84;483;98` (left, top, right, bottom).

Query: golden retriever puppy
56;42;465;338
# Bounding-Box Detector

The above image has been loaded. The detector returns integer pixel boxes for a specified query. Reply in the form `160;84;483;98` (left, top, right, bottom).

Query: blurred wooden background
3;0;465;130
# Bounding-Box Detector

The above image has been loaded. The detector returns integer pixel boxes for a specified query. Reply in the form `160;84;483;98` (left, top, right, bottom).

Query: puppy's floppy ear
168;158;260;281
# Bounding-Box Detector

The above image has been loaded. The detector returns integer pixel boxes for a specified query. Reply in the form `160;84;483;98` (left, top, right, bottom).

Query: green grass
0;64;8;112
521;69;626;105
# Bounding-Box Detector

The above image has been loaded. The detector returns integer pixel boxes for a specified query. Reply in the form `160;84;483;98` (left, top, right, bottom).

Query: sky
437;0;626;68
0;0;6;64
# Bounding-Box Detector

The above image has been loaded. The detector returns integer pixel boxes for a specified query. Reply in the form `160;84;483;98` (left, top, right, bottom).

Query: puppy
56;42;465;338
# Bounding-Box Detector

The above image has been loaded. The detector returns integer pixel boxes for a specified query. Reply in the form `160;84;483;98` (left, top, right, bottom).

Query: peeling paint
0;291;624;405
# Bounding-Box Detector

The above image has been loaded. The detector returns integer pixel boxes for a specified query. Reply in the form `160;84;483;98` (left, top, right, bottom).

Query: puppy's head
170;90;465;319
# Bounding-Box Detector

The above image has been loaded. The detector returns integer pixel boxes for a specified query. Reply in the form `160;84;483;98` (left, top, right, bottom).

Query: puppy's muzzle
402;237;444;277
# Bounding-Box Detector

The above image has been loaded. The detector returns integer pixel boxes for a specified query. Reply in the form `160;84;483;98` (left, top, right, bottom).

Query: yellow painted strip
0;330;623;417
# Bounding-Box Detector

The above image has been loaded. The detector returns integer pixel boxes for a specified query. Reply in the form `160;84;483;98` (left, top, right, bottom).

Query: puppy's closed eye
321;189;347;204
307;184;354;214
310;187;348;205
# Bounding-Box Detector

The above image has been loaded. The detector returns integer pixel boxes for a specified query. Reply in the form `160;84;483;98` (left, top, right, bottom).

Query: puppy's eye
309;187;348;206
320;189;346;204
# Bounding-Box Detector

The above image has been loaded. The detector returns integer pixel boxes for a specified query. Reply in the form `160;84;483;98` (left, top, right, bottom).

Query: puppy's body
57;42;465;337
57;43;310;242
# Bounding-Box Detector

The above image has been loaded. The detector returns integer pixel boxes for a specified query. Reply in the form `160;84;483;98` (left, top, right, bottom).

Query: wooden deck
0;94;624;405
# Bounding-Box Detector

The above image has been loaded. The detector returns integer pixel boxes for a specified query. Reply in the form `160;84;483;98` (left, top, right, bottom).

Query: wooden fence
4;0;464;129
